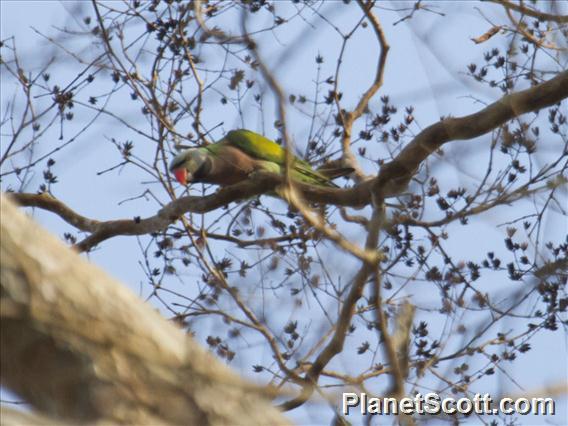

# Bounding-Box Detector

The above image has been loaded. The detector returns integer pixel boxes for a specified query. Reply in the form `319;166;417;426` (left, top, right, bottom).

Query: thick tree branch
0;195;289;425
8;70;568;252
374;70;568;196
8;174;372;252
1;406;65;426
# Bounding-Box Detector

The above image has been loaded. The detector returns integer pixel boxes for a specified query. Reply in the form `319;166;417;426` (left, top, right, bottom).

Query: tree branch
339;0;390;180
373;70;568;197
0;194;289;425
280;201;387;411
8;70;568;252
487;0;568;24
8;174;372;252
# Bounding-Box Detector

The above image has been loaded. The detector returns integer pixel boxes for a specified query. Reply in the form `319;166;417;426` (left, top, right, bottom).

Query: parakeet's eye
169;157;184;172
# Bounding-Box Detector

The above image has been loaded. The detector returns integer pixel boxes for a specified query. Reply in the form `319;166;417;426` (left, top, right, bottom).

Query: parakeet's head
169;148;210;185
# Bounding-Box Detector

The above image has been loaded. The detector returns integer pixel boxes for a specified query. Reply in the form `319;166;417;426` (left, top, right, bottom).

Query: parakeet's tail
316;166;355;180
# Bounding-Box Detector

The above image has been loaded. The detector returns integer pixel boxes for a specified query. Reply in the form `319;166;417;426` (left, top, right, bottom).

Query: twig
487;0;568;24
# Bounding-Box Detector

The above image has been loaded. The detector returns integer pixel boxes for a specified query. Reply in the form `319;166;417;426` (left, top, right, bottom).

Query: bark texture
0;195;289;425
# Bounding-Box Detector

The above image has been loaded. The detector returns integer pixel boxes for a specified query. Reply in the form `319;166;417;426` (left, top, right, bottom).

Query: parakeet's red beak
173;168;188;185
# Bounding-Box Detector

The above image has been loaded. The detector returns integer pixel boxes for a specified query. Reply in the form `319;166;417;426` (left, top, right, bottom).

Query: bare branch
280;201;387;411
488;0;568;24
7;174;372;251
8;70;568;253
374;70;568;197
339;1;390;180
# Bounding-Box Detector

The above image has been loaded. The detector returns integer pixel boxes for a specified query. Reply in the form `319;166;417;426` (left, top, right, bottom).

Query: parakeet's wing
224;129;288;164
225;129;338;187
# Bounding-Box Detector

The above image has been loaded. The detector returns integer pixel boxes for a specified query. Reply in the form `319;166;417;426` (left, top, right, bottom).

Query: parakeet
169;129;352;188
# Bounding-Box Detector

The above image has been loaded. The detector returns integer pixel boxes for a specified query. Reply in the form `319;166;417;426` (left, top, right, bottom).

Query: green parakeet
169;129;352;188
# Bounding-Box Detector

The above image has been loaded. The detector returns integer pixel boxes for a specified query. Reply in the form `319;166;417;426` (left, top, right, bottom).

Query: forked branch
8;70;568;252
